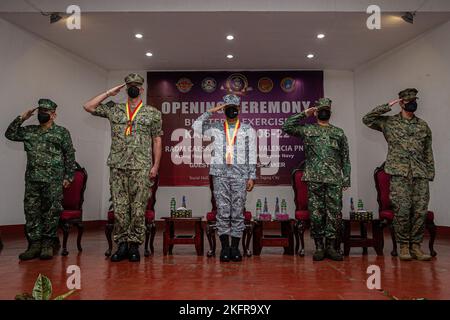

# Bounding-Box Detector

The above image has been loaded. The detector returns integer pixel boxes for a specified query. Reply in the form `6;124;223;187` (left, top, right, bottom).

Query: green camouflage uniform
362;88;434;244
5;99;76;243
93;73;163;245
282;98;351;240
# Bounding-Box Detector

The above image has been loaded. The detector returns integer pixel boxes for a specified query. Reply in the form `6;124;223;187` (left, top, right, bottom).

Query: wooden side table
253;219;295;255
343;219;384;256
162;217;204;256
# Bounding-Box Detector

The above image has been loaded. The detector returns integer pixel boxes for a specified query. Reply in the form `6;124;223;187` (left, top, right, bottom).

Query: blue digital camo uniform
192;111;257;238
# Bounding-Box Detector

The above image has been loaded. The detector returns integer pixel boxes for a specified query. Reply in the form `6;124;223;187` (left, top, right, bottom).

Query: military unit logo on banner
201;77;217;93
176;77;194;93
222;73;252;94
280;77;296;92
257;77;274;93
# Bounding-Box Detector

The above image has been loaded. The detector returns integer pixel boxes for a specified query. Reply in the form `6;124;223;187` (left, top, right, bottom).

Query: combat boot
325;238;343;261
40;239;54;260
219;234;231;262
230;237;242;262
111;242;128;262
410;243;432;261
19;242;41;261
128;242;141;262
312;238;325;261
399;243;413;261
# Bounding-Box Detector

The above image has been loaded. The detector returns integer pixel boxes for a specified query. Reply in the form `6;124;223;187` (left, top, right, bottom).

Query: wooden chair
205;175;253;257
105;175;158;257
374;163;437;257
59;163;88;256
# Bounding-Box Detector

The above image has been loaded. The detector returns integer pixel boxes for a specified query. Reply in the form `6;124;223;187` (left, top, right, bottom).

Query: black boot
219;235;231;262
230;237;242;262
128;243;141;262
111;242;128;262
325;238;343;261
312;238;325;261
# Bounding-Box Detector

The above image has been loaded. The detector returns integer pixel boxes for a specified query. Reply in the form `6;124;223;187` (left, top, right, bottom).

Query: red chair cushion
380;209;434;222
63;169;86;210
61;210;81;220
294;170;308;210
206;210;252;221
295;210;310;221
376;169;391;211
145;210;155;221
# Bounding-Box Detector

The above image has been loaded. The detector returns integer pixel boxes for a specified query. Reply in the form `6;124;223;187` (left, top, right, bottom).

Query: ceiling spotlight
401;12;415;24
306;54;315;59
226;35;234;40
145;52;153;57
226;54;234;59
317;33;325;39
135;33;143;39
49;13;62;24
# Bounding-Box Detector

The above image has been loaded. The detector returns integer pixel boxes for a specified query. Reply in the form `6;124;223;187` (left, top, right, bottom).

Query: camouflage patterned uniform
192;105;257;238
282;99;350;241
5;99;76;243
92;79;163;245
362;89;434;244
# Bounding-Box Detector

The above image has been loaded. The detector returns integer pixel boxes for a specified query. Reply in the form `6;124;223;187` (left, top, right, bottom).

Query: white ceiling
1;11;450;71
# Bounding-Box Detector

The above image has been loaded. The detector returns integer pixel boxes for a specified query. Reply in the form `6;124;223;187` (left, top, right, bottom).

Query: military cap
398;88;419;101
124;73;144;85
223;94;241;106
38;98;57;110
314;98;332;110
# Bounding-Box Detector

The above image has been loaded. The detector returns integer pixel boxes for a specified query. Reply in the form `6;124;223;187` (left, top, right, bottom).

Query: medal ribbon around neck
224;119;240;165
125;100;143;135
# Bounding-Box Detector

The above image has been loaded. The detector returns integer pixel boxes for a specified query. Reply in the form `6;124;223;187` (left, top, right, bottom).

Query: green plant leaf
54;289;76;300
32;274;52;300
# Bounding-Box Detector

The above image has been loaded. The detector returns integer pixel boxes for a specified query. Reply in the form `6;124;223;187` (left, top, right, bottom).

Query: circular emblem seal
176;78;193;93
225;73;249;94
280;77;296;93
201;77;217;93
258;77;274;93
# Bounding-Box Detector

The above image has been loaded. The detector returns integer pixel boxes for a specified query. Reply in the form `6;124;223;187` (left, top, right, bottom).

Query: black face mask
225;106;239;119
127;86;140;99
37;112;51;124
404;100;418;113
317;109;331;121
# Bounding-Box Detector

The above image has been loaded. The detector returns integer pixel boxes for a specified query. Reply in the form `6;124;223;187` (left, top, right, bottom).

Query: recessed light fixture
307;53;315;59
401;12;416;24
145;52;153;57
226;54;234;59
317;33;325;39
226;35;234;40
135;33;143;39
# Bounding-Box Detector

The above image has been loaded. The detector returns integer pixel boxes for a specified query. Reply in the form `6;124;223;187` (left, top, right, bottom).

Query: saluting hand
388;99;402;107
20;108;38;121
106;83;126;97
208;103;226;113
305;107;317;117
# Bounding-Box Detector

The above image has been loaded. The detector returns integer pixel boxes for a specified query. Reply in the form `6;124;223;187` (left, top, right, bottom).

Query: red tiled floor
0;227;449;300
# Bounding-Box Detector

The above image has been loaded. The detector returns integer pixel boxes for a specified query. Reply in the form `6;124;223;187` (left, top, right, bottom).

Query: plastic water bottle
170;197;176;214
274;197;280;214
182;195;186;208
350;197;355;211
263;197;269;214
256;199;262;217
281;199;287;214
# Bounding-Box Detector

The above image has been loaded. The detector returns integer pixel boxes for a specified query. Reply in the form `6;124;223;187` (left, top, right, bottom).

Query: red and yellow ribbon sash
224;119;240;165
125;100;143;135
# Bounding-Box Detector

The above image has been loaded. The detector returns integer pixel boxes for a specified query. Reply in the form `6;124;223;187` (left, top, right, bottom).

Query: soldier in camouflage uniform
363;88;434;261
84;73;162;262
5;98;76;260
283;98;350;261
192;94;257;262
